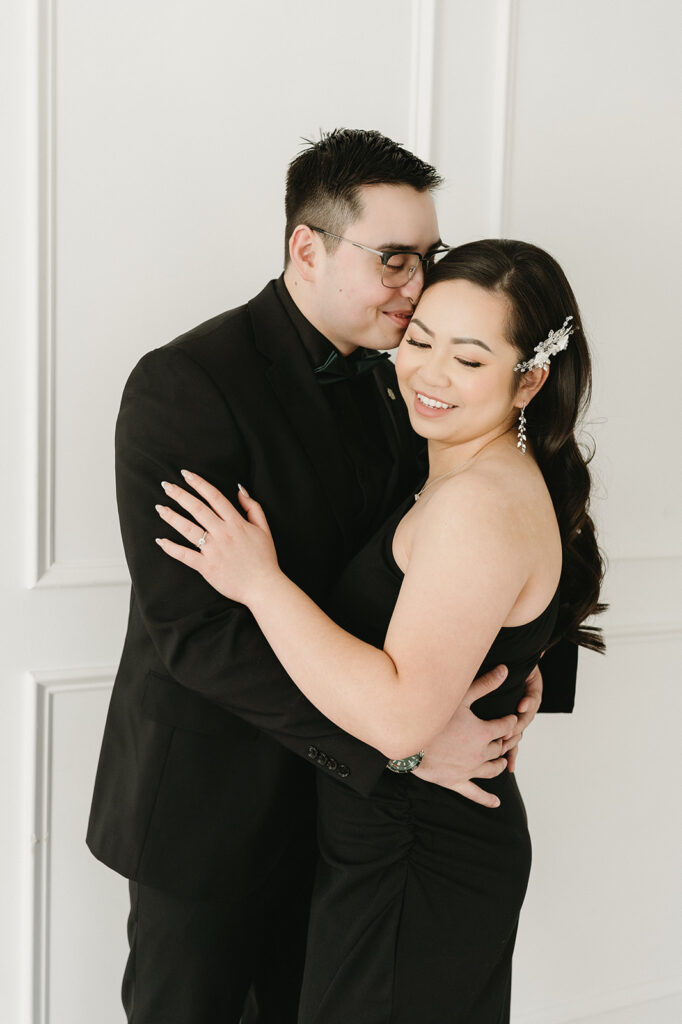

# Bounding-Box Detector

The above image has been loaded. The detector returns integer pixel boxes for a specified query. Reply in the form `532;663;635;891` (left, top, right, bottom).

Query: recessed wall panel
503;0;682;561
33;671;127;1024
45;0;415;579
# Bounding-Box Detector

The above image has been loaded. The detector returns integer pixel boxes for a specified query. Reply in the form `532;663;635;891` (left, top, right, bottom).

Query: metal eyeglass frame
308;226;451;288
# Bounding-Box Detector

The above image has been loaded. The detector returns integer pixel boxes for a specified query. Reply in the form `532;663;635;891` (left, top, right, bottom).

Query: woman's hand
155;471;280;605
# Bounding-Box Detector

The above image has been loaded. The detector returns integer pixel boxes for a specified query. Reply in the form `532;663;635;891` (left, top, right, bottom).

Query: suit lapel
247;283;356;550
371;359;424;501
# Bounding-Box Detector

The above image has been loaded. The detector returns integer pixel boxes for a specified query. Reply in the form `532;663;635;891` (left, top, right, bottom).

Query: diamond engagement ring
197;530;208;548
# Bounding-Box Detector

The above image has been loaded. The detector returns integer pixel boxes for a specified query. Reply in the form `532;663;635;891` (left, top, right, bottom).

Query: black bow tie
314;349;391;385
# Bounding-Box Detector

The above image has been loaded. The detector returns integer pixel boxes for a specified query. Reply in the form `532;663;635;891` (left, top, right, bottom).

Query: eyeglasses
309;226;451;289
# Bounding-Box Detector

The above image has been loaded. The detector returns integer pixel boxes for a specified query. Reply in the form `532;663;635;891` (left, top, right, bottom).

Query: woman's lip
413;391;457;417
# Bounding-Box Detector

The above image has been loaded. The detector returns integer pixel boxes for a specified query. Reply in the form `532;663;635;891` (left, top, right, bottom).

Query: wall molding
32;0;128;590
490;0;519;236
29;666;115;1024
589;616;682;648
35;559;130;589
33;0;56;589
514;977;682;1024
605;622;682;645
408;0;436;162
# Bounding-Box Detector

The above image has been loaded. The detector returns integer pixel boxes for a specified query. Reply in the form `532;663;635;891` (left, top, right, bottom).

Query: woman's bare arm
157;471;530;757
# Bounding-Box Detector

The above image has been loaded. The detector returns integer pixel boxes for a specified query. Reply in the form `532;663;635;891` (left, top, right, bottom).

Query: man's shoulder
132;280;284;381
168;287;258;351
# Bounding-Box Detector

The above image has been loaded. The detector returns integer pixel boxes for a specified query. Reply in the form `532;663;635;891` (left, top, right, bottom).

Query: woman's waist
469;671;528;721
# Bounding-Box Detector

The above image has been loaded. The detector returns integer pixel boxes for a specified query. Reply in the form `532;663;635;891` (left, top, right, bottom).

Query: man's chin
361;338;400;353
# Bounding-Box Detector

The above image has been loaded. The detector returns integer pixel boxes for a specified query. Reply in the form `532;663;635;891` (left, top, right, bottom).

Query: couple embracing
87;128;603;1023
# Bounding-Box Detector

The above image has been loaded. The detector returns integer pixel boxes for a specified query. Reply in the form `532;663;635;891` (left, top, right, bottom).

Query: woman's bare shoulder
410;450;559;574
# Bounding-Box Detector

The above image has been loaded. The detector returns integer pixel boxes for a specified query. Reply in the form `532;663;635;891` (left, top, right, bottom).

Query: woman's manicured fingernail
155;538;164;546
161;481;170;492
155;504;165;514
237;483;248;496
180;469;192;480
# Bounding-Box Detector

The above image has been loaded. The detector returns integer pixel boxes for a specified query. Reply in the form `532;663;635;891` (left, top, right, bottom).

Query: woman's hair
425;239;606;652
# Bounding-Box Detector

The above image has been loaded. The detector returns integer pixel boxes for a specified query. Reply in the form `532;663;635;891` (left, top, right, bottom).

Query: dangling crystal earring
517;405;527;454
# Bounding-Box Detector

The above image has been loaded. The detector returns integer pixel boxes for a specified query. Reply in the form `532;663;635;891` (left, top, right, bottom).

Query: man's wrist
386;750;425;774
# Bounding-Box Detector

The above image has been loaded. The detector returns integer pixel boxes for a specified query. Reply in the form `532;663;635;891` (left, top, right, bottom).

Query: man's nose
397;265;424;304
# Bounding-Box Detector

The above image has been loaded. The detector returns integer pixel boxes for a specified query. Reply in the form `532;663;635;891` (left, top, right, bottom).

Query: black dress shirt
275;276;397;553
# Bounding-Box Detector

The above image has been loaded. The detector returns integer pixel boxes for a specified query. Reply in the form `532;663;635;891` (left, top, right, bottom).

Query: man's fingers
464;665;508;707
453;781;501;809
472;757;507;780
523;664;543;697
501;733;521;755
486;713;517;742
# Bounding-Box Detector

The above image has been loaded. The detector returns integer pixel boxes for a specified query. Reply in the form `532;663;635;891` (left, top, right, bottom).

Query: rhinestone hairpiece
513;316;574;373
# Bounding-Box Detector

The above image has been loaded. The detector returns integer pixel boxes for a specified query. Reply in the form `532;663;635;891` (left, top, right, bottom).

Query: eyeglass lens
381;253;422;288
381;251;449;287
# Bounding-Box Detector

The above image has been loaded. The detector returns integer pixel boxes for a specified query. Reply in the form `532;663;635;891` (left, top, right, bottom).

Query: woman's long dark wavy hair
425;239;606;652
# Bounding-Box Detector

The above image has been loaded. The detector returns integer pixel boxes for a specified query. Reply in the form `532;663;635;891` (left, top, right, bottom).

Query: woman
155;240;604;1022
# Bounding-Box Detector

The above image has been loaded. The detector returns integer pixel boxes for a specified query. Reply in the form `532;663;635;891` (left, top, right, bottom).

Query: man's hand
412;666;516;809
505;664;543;773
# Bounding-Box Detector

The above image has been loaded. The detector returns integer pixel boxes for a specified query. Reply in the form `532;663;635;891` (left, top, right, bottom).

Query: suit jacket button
326;757;338;771
336;764;350;778
307;745;318;760
316;751;328;767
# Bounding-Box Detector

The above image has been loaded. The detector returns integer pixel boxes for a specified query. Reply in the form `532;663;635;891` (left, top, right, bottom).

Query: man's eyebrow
410;319;493;353
377;239;444;253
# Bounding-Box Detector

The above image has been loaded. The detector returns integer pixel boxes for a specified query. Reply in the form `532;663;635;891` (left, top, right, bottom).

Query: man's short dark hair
284;128;442;266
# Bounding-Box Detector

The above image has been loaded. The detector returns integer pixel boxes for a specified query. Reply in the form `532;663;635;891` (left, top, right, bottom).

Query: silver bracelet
386;750;425;773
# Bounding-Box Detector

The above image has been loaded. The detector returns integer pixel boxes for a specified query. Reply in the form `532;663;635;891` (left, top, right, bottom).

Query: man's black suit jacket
87;280;577;900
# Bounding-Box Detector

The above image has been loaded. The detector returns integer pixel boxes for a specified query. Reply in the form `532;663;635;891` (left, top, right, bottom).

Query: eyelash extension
406;338;482;368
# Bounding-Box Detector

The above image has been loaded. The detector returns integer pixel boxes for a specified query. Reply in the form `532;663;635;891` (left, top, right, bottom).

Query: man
87;129;576;1023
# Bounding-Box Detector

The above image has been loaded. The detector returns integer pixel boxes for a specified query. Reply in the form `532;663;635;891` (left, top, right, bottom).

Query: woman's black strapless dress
298;494;559;1024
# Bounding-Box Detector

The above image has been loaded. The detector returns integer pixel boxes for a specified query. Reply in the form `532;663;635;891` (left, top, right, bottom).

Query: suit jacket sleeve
116;345;388;796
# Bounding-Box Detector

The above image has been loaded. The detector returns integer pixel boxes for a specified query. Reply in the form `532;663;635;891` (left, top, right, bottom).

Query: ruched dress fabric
298;494;560;1024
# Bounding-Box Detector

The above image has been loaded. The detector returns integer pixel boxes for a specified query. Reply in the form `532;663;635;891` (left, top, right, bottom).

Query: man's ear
288;225;321;283
514;365;549;409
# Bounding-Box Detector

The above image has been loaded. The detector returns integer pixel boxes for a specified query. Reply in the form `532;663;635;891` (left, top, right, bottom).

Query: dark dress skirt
298;495;559;1023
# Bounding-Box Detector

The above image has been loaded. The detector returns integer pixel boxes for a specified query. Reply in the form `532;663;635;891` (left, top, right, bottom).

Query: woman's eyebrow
451;336;492;353
410;318;434;336
411;319;492;353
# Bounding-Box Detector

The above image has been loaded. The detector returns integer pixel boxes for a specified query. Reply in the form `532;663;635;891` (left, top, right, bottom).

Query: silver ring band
197;530;208;548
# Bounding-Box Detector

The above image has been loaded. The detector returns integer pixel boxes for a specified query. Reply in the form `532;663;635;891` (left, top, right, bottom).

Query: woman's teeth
417;393;455;410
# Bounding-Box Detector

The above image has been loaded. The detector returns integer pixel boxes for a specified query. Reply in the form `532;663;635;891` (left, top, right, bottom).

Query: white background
1;1;681;1022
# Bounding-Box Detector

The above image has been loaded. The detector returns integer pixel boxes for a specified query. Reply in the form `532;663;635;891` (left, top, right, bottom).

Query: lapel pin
386;387;396;401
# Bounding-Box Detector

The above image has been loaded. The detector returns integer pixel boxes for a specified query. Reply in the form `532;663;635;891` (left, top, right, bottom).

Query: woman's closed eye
406;338;482;368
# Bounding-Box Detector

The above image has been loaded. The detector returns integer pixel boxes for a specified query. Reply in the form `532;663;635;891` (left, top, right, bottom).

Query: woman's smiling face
395;279;523;451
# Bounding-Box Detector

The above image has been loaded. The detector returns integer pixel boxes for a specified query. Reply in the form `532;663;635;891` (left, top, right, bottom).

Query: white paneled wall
2;1;680;1022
